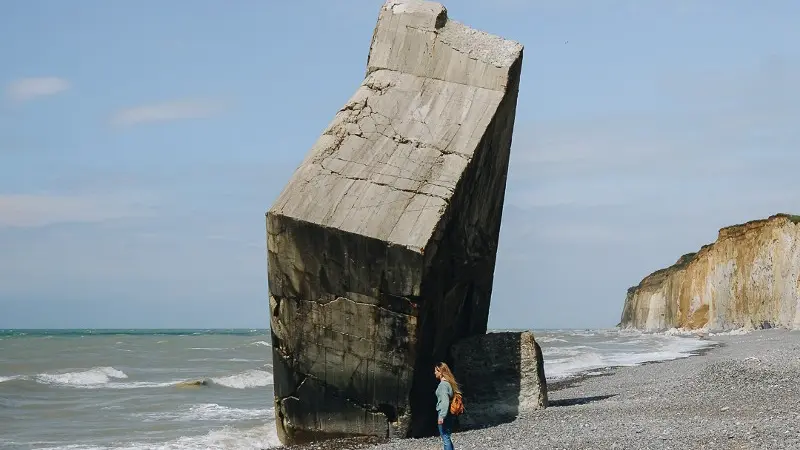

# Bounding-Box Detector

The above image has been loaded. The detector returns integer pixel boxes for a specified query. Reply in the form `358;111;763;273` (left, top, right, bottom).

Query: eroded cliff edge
620;214;800;331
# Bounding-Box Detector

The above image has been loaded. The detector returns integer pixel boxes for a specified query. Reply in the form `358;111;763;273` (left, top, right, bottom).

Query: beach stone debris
266;0;523;446
450;331;548;429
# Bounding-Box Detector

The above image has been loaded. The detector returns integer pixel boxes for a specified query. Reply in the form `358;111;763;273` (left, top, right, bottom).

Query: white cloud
5;77;70;102
0;194;151;228
110;99;225;127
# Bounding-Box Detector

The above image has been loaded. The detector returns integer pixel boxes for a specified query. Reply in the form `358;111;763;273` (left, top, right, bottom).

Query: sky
1;0;799;329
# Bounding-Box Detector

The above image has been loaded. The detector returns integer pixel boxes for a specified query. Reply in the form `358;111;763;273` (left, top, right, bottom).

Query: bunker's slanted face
266;0;523;444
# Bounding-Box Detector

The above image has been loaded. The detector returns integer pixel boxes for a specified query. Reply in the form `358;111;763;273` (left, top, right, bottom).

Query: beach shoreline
324;329;800;450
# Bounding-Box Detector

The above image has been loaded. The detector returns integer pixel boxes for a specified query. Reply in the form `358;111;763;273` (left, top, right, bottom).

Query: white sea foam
38;424;281;450
211;369;273;389
545;345;595;357
105;381;178;390
138;403;274;422
662;326;755;337
546;352;606;380
536;336;568;343
187;358;262;363
663;327;709;337
541;331;715;381
35;367;128;387
248;341;271;347
3;373;170;389
28;367;274;390
708;328;755;336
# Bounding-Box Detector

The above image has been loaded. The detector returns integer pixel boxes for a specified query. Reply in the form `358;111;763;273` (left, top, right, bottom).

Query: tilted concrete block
266;0;523;445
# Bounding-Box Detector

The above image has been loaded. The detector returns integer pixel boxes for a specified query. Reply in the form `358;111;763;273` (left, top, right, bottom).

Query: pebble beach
355;329;800;450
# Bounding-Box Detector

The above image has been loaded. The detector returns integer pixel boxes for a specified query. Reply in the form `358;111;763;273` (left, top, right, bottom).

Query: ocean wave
1;373;171;389
187;357;263;363
542;346;594;357
663;327;712;337
708;328;754;336
248;341;271;347
210;369;273;389
544;334;715;381
138;403;274;422
536;336;569;343
21;366;274;390
35;367;128;387
106;381;178;390
189;347;229;351
662;326;753;337
37;424;281;450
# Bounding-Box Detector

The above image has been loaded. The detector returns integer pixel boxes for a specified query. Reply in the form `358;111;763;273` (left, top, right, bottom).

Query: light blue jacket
435;379;453;420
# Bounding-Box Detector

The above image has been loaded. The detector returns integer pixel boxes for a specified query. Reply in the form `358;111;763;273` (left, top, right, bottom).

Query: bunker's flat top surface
270;69;504;251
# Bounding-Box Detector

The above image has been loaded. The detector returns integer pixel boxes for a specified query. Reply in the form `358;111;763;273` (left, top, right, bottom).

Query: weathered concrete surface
620;214;800;331
266;0;522;445
450;331;548;429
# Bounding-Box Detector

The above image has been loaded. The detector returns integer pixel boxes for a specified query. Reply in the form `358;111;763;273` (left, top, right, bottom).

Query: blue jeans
438;415;454;450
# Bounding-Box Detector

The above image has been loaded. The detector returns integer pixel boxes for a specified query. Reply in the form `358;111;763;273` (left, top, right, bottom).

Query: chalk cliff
620;214;800;331
266;0;526;445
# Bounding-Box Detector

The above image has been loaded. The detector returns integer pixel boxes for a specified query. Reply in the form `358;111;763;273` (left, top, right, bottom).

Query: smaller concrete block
450;331;547;428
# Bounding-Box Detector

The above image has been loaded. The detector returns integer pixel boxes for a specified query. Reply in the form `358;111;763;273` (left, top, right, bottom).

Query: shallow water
0;330;278;449
0;328;713;449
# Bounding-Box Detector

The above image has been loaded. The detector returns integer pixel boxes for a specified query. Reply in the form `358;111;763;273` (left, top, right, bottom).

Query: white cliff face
644;291;667;331
620;215;800;332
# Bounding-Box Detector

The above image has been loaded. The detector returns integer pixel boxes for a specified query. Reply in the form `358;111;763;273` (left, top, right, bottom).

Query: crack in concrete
321;155;454;193
310;96;470;212
320;165;450;202
275;357;396;426
369;64;506;91
328;80;470;159
310;295;416;318
364;79;393;95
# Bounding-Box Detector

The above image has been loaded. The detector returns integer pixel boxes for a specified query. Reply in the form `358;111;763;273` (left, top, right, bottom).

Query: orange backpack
449;391;464;416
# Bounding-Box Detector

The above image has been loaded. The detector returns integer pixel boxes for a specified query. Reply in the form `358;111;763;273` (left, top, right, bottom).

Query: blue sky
2;0;799;329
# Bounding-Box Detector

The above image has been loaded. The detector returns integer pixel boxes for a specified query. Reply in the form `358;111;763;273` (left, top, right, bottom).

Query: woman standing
434;362;460;450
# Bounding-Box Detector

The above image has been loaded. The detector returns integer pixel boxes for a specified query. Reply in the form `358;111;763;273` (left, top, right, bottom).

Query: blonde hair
436;362;461;394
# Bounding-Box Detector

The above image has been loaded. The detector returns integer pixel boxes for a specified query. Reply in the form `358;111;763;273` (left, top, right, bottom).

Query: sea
0;328;717;449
